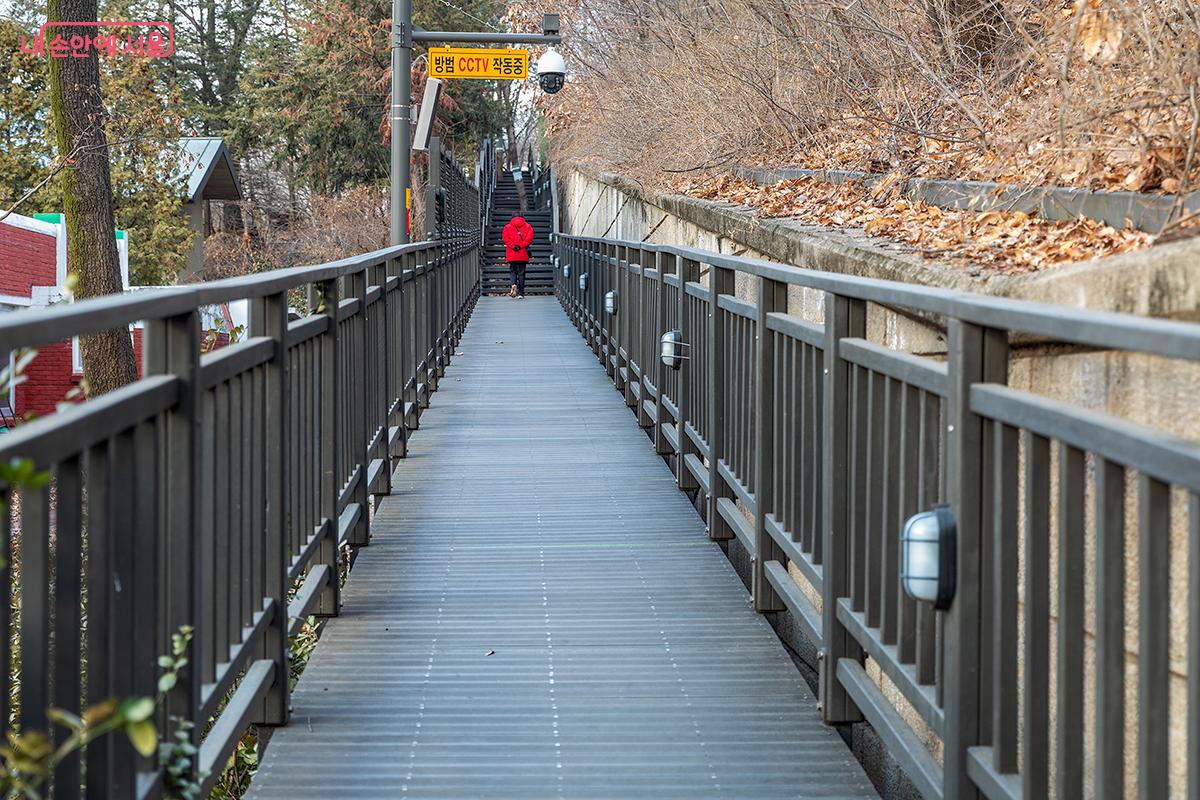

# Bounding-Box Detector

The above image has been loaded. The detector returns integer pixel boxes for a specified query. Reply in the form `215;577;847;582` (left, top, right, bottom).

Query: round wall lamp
660;329;687;370
900;504;956;610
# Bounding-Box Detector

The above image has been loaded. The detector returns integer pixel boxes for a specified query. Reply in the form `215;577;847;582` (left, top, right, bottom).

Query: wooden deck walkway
248;297;877;799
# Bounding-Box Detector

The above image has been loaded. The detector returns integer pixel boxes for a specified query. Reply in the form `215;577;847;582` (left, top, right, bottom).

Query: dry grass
198;185;394;278
521;0;1200;198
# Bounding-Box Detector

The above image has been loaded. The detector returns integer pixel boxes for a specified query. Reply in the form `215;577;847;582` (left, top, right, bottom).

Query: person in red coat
501;215;534;298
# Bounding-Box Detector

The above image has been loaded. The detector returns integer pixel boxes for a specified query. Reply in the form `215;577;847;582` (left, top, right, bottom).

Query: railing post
143;309;203;777
417;255;432;409
346;267;371;545
402;251;421;430
451;243;465;345
650;249;668;445
387;255;408;461
428;247;442;390
426;136;442;240
708;262;735;540
630;250;647;418
944;318;1008;800
639;250;654;426
374;255;393;496
249;290;291;726
612;245;625;387
592;244;604;356
753;276;788;611
437;242;450;377
317;277;342;615
676;255;700;492
821;291;866;723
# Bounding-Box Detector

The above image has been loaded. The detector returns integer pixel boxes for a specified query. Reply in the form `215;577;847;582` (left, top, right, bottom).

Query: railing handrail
0;237;477;351
554;233;1200;361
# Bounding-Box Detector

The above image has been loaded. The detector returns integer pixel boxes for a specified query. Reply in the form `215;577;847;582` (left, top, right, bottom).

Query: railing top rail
0;236;474;352
555;232;1200;362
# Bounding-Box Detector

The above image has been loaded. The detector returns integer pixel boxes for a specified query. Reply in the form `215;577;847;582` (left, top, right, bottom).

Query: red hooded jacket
502;216;534;263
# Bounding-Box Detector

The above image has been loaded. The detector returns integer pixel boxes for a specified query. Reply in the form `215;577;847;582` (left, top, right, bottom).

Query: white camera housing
536;49;566;94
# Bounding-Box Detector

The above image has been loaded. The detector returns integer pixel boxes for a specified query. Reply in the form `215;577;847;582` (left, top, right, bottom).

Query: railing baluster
85;440;114;794
754;276;787;612
318;277;342;616
881;376;900;644
110;428;137;795
991;422;1019;774
251;291;291;726
708;263;735;541
145;311;204;753
1189;493;1199;800
676;256;700;493
52;456;83;797
944;318;1007;799
653;250;670;455
1057;442;1086;800
1023;430;1051;799
914;391;938;686
1138;474;1170;799
821;291;866;723
19;481;50;734
132;418;160;776
865;371;883;629
896;383;920;665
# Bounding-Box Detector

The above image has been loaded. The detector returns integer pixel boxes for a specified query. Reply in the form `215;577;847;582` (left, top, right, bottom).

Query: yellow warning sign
428;47;528;80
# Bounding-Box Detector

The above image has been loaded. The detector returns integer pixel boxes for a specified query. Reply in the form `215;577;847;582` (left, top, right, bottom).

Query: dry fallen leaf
1079;7;1123;63
681;173;1152;275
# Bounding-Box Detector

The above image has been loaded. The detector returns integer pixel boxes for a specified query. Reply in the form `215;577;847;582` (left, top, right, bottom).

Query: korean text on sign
19;21;175;59
428;47;529;80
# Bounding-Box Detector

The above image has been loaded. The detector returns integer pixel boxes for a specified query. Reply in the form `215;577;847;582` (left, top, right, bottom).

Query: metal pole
391;0;412;245
412;30;560;44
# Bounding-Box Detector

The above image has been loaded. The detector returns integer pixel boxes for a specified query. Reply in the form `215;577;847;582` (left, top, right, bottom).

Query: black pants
508;261;527;295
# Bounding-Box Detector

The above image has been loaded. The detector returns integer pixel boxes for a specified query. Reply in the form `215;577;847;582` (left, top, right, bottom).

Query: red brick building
0;211;135;421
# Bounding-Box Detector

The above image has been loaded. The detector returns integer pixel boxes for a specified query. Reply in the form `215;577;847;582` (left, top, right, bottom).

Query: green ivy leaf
126;719;158;757
158;672;177;693
120;697;155;723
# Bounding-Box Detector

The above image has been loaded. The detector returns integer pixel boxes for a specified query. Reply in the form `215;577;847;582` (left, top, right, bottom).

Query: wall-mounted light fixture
900;504;956;610
578;273;588;291
605;290;618;315
660;329;688;370
563;262;571;279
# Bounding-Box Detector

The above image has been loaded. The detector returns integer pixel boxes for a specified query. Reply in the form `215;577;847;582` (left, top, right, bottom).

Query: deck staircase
483;173;554;295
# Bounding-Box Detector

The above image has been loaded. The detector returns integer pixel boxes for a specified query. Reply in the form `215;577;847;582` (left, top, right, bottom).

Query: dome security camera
536;49;566;94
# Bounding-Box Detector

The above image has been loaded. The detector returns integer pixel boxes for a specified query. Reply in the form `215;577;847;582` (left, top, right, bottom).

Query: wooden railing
0;234;479;797
554;233;1200;800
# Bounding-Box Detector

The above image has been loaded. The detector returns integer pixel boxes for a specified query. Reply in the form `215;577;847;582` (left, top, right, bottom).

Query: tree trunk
47;0;139;396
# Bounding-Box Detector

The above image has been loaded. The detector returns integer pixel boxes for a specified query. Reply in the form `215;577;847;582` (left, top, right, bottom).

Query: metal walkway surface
248;297;877;799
